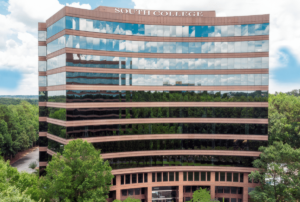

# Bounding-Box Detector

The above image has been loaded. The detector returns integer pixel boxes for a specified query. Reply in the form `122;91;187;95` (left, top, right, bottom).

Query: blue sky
0;0;299;95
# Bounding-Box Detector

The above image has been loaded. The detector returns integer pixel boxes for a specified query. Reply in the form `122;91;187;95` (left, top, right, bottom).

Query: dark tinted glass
224;187;230;193
201;172;206;181
207;172;211;181
138;173;143;183
194;172;199;181
39;152;48;161
144;173;147;182
132;174;136;183
220;172;225;181
135;188;140;195
128;189;133;196
233;173;239;182
183;172;187;181
176;172;179;181
163;172;168;181
240;173;244;182
122;190;127;196
157;173;162;182
227;173;232;181
126;174;130;184
38;137;48;147
152;173;155;182
215;172;219;181
121;175;124;184
188;172;193;181
169;172;174;181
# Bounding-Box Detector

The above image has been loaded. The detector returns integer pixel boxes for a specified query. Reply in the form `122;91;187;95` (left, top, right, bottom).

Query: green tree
268;93;300;148
0;186;36;202
113;197;141;202
39;139;114;202
249;142;300;202
187;188;217;202
0;157;40;201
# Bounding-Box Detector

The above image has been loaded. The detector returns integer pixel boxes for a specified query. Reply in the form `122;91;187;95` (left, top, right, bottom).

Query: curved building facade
38;6;269;202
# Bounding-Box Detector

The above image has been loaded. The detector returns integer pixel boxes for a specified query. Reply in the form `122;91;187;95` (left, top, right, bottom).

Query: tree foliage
187;188;217;202
0;101;38;158
113;197;141;202
249;142;300;202
268;93;300;148
39;139;114;202
0;157;40;201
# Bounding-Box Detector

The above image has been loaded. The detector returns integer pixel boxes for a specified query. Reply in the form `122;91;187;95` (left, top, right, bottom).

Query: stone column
210;172;215;200
243;173;249;202
116;175;121;200
178;172;183;202
147;173;152;202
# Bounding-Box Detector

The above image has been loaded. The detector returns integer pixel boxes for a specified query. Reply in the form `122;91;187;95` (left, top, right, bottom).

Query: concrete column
116;175;121;200
243;173;249;202
179;172;184;202
210;172;215;200
147;173;152;202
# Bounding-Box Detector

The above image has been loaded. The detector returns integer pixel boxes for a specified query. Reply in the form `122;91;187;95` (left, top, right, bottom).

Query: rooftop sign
114;8;212;17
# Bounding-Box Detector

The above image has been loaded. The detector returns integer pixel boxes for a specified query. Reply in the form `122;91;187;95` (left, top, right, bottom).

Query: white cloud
0;0;91;95
66;2;91;10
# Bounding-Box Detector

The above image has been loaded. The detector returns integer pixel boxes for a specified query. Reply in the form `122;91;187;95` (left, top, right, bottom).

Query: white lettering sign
115;8;203;17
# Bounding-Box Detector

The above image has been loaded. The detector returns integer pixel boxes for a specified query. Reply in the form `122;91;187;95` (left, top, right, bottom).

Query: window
240;173;244;182
201;172;206;181
157;173;162;182
194;172;199;181
122;190;127;196
188;172;193;181
126;174;130;184
207;172;211;181
169;172;174;181
227;173;232;182
185;186;191;193
152;173;155;182
144;173;148;183
132;174;137;183
224;187;230;193
128;189;133;196
233;173;239;182
113;176;116;185
231;187;237;194
163;172;168;181
121;175;124;185
248;176;252;183
176;172;179;181
220;172;225;181
183;172;187;181
215;172;219;181
238;187;243;194
135;188;140;195
217;187;223;193
138;173;143;183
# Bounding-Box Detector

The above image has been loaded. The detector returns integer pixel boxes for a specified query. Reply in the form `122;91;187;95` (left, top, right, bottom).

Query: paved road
11;149;39;173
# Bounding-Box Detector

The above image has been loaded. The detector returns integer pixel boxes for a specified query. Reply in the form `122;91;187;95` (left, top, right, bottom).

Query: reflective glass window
47;17;65;38
38;46;46;56
39;76;47;87
38;61;47;72
38;31;47;41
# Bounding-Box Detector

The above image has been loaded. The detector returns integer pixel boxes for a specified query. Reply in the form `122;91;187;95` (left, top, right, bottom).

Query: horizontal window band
46;29;269;44
45;148;260;158
46;48;269;60
110;166;259;175
40;117;268;127
39;102;268;108
43;66;269;76
46;132;268;145
39;85;269;92
48;136;266;154
101;150;261;159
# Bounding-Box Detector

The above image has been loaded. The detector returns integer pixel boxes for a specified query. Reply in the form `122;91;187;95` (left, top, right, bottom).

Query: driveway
11;149;39;173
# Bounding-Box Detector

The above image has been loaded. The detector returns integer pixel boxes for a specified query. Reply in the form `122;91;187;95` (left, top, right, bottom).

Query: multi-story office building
38;6;269;202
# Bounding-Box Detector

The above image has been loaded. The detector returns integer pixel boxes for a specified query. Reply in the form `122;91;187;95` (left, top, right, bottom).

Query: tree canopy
249;142;300;202
0;101;38;159
39;139;114;202
187;188;215;202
